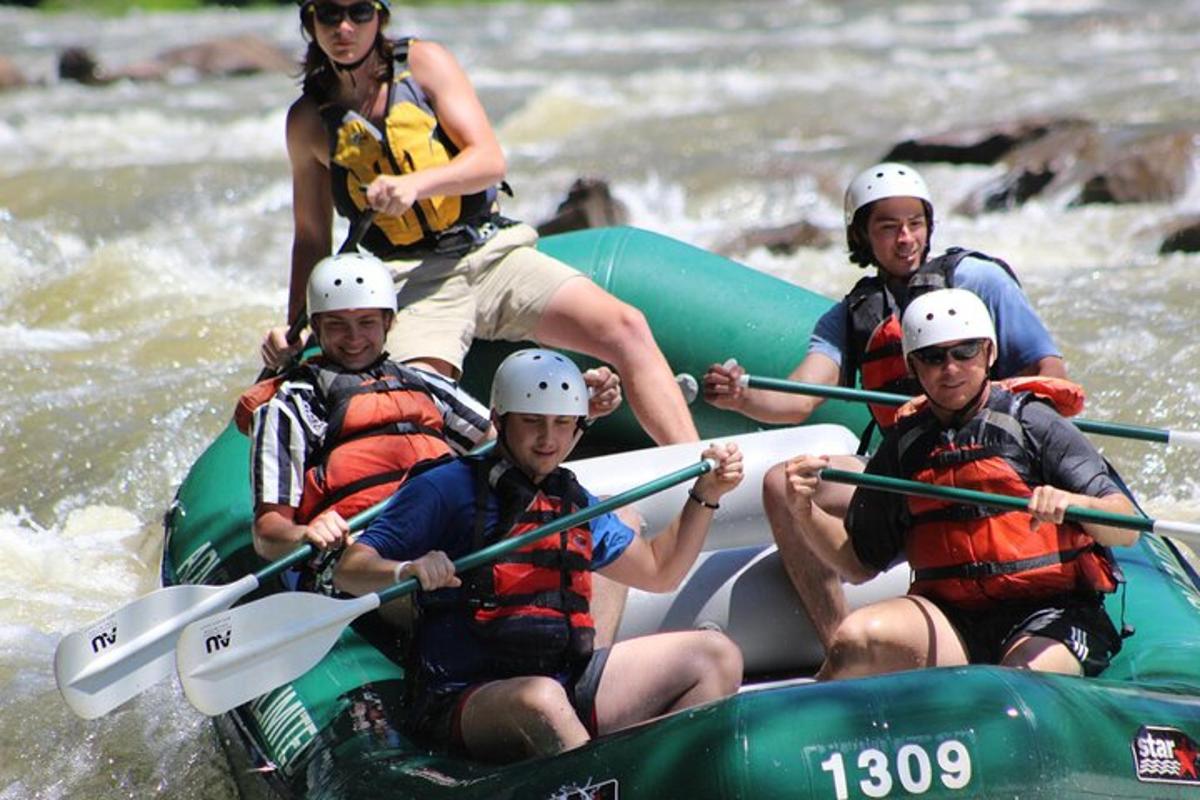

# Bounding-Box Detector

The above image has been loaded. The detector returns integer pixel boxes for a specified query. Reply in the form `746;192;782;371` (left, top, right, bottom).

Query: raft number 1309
819;740;972;798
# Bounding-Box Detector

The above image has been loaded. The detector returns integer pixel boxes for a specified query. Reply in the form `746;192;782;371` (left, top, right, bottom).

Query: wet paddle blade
176;591;379;716
54;577;257;719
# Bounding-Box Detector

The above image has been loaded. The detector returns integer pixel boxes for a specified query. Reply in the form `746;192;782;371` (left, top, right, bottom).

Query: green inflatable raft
162;227;1200;799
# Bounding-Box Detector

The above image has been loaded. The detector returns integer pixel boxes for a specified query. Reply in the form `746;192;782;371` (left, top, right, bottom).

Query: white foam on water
5;107;288;172
0;506;151;630
0;323;95;353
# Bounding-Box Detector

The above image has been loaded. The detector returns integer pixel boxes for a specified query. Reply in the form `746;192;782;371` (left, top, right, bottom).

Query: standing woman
262;0;699;446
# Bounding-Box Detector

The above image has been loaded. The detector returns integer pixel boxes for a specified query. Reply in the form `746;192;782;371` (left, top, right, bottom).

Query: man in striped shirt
245;251;621;594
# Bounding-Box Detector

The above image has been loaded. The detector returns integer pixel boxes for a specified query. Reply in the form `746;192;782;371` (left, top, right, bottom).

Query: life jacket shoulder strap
840;274;886;388
994;376;1086;417
233;357;330;435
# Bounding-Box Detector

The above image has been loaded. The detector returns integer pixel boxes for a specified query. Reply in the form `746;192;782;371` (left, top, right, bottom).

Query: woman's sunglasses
910;339;986;366
310;1;378;27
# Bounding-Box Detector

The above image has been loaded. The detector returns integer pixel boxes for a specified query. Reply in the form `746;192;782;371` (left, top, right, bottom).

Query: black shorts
407;647;611;754
935;593;1122;676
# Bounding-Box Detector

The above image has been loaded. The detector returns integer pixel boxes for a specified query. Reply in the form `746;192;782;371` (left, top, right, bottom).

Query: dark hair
845;199;934;268
298;4;394;101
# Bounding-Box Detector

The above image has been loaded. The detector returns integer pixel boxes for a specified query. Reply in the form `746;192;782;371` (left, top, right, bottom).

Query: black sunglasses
311;1;378;26
911;339;986;367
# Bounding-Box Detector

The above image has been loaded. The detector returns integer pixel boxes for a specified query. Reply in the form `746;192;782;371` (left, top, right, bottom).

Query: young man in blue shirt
335;349;744;762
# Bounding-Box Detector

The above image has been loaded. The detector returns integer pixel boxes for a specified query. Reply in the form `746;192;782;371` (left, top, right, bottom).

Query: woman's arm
363;40;506;217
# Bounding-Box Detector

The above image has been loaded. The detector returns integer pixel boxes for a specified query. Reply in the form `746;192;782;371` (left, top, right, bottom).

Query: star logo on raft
1132;724;1200;784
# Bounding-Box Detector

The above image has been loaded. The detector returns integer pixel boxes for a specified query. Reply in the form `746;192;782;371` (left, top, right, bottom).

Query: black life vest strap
913;545;1092;582
501;548;593;571
473;589;590;614
910;503;999;526
304;468;407;519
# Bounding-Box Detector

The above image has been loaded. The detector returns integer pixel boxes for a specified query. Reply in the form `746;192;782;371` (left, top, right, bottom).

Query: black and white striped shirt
250;363;491;509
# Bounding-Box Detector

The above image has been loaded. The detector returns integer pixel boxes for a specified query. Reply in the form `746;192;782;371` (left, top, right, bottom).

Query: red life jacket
891;379;1119;609
237;357;453;523
460;455;596;674
842;248;1020;429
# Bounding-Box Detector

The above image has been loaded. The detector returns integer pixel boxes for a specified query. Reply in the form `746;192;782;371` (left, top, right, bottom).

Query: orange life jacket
459;455;596;674
842;248;1020;429
890;379;1119;609
237;357;453;523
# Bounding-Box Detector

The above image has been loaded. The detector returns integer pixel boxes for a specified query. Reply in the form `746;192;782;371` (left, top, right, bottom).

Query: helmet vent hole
560;382;569;391
538;381;548;390
333;279;343;287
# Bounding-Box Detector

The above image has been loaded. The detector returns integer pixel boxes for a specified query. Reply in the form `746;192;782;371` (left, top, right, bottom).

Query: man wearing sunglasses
783;288;1136;681
702;162;1067;657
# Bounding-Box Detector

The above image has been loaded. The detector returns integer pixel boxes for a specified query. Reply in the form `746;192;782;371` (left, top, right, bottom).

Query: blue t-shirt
358;457;635;691
808;254;1060;379
359;458;633;568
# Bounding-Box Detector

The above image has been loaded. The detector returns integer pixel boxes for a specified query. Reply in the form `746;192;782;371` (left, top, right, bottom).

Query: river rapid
2;1;1199;797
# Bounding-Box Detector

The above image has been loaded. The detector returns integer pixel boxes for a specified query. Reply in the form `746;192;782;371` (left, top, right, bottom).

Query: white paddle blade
177;591;379;717
54;578;255;720
1169;430;1200;451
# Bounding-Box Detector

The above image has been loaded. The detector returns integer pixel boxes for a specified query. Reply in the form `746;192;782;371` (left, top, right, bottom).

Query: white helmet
307;253;397;315
901;288;997;359
843;162;932;226
491;348;589;417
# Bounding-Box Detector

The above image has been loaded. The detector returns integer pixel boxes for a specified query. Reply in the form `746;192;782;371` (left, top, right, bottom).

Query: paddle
54;500;390;720
739;373;1200;450
254;210;379;382
176;458;716;717
820;467;1200;537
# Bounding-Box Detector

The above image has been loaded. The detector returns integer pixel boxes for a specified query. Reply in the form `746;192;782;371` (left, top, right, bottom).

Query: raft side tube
462;226;872;450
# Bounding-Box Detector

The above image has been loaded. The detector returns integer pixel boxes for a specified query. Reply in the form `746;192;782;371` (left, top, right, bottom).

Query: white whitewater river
1;1;1198;797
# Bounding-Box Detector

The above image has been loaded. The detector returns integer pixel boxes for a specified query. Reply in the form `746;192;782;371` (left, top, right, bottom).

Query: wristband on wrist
687;488;720;510
392;560;411;584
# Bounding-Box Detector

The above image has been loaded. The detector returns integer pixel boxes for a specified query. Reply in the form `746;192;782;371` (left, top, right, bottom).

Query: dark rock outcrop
59;35;295;86
1158;216;1200;254
536;178;629;236
156;34;295;76
880;117;1199;214
883;116;1089;165
713;220;833;258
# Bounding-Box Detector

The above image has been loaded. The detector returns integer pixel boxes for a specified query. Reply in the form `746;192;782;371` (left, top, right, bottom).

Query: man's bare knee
762;461;788;507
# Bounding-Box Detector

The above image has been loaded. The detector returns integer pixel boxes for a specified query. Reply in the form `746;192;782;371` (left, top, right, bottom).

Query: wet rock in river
59;35;295;86
1158;216;1200;254
536;178;630;236
882;116;1089;165
712;220;833;257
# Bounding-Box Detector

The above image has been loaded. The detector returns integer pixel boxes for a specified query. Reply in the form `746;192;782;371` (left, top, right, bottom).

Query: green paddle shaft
820;467;1200;537
377;458;715;604
742;375;1197;448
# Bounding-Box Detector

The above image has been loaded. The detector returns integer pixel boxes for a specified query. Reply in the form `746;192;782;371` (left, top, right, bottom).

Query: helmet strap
333;48;373;75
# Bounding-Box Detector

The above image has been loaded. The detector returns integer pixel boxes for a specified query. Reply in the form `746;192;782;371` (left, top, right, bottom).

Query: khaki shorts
383;223;585;371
